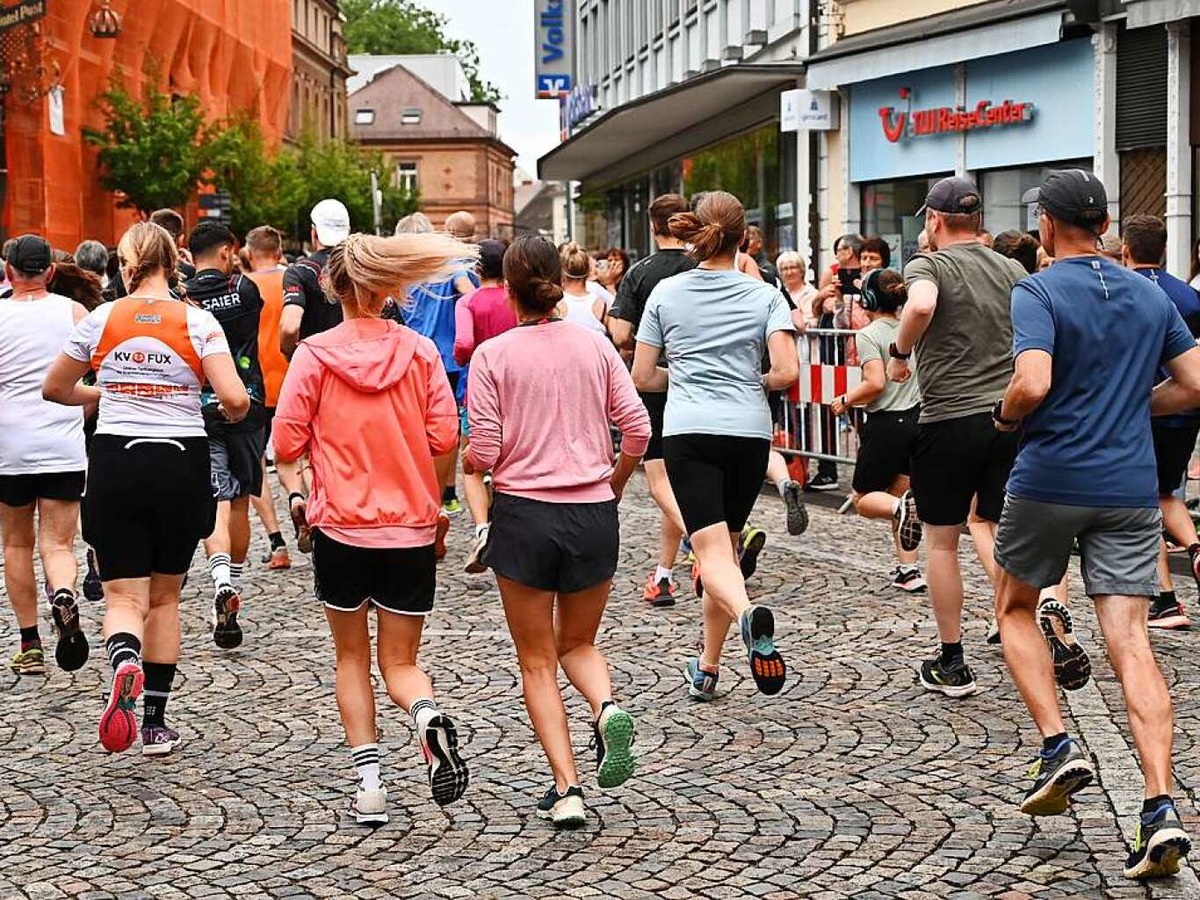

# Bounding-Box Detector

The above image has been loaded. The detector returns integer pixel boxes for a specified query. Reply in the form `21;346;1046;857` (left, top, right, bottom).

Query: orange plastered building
3;0;292;250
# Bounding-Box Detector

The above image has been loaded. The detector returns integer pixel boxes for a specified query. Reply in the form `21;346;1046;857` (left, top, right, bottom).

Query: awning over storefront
1124;0;1200;27
804;0;1067;90
538;64;803;187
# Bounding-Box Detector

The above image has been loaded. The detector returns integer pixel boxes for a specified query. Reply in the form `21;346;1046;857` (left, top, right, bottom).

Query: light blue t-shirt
1007;256;1195;509
636;268;794;440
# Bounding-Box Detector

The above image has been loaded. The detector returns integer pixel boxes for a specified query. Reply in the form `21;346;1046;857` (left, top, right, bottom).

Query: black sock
442;486;457;503
105;632;141;671
268;531;285;550
19;626;40;651
939;641;963;665
1142;794;1173;818
1041;732;1068;755
142;661;176;727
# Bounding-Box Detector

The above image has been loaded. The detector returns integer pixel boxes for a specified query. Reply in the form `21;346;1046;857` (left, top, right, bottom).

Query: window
354;108;375;125
402;107;422;125
396;162;418;194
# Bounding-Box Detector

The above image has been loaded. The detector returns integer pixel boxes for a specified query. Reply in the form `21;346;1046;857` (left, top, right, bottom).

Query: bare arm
763;329;799;392
202;353;250;423
608;317;634;350
996;349;1053;429
631;341;668;393
42;354;101;408
832;358;884;415
280;305;303;360
1152;346;1200;417
887;279;938;383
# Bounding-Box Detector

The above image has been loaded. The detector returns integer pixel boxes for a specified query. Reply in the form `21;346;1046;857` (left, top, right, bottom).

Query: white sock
410;697;438;732
351;743;381;791
475;522;490;539
892;498;902;515
654;565;674;584
230;561;244;589
775;478;790;498
207;553;231;589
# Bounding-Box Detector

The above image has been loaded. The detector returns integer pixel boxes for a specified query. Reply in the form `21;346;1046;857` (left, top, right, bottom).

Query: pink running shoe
99;661;144;753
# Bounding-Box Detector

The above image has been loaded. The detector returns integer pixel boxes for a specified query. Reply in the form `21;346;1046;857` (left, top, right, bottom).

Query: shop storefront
847;39;1095;265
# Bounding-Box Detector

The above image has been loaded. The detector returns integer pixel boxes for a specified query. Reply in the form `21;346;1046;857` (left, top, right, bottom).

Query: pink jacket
466;320;650;503
273;318;458;547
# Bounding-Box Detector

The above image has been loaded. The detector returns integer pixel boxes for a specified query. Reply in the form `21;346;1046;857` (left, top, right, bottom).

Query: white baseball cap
310;198;351;247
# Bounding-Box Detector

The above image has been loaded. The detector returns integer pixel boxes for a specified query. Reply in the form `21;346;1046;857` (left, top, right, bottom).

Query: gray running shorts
993;494;1161;598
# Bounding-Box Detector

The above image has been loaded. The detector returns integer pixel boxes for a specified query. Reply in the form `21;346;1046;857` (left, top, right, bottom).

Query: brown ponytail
668;190;747;261
504;235;564;316
117;222;178;294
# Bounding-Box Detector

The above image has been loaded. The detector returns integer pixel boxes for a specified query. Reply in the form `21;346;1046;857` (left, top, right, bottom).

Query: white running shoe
351;785;389;826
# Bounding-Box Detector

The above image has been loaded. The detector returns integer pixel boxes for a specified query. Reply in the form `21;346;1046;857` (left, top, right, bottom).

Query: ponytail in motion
324;232;478;318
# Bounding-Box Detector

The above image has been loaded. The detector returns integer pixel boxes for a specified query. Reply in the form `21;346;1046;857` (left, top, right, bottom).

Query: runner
993;170;1197;879
280;199;350;553
0;234;89;675
185;221;267;650
1121;215;1200;629
632;190;798;702
453;239;515;573
608;193;695;606
886;176;1027;698
274;230;471;824
244;225;291;571
559;242;608;333
467;235;648;829
43;221;249;756
830;268;925;592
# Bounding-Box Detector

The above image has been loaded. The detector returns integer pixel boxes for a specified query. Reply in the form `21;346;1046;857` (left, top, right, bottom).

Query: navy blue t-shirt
1134;266;1200;425
1007;256;1195;508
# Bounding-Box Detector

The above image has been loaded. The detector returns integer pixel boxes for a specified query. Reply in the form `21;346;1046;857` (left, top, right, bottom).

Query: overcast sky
434;0;561;178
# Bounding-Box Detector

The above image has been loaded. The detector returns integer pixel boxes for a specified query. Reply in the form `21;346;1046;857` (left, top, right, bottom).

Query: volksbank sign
534;0;573;98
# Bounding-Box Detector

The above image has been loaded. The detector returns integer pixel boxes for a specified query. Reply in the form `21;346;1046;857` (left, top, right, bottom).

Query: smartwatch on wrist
888;342;911;360
992;399;1020;427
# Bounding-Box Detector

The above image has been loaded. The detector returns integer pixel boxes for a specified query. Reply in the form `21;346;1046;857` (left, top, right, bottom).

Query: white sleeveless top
563;293;606;334
0;293;87;474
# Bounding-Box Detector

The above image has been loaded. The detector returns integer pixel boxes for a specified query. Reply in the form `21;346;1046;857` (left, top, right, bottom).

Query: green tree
84;80;213;216
342;0;502;106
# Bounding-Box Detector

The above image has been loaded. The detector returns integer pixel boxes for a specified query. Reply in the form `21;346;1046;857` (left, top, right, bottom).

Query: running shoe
99;660;144;753
266;546;292;570
1020;737;1094;816
685;657;719;701
1190;544;1200;584
9;647;45;675
434;512;451;562
1125;799;1192;879
83;548;104;603
642;574;676;607
691;560;703;599
141;724;182;757
986;618;1001;645
918;655;979;698
1148;597;1192;630
592;703;636;789
1039;600;1091;691
890;566;926;593
804;473;839;492
51;590;89;672
740;606;786;695
212;585;243;650
681;535;695;564
290;498;313;554
419;713;469;807
537;784;585;829
442;497;463;516
464;524;490;574
893;490;922;552
351;785;389;826
782;480;809;535
739;526;767;580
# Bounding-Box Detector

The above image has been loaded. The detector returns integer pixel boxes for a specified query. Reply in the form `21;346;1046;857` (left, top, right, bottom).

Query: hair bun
533;278;564;306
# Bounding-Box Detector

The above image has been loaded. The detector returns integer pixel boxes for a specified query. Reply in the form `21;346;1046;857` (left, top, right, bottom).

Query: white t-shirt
563;293;606;334
0;293;86;474
64;296;230;438
586;281;614;309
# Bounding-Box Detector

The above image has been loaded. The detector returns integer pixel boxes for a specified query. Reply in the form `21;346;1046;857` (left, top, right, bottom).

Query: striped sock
229;561;244;590
207;553;232;590
351;743;381;790
410;697;438;733
142;661;176;727
105;632;141;671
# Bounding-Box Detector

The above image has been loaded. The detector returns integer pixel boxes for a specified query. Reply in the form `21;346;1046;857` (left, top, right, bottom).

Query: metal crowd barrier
772;327;864;470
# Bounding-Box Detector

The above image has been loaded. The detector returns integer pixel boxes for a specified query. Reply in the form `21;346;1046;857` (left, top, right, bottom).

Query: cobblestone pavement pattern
2;474;1200;899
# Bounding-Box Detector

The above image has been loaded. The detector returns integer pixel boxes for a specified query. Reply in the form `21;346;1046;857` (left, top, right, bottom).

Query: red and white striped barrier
793;363;863;405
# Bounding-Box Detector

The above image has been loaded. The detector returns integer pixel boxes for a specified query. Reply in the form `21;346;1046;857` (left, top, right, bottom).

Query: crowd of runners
2;170;1199;878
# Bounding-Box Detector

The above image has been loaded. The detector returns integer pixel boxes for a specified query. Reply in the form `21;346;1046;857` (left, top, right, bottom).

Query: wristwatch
888;342;911;360
992;399;1020;427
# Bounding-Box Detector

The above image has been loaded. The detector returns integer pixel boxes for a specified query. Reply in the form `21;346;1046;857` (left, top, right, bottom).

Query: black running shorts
0;470;85;508
207;408;266;502
312;529;436;615
483;492;619;594
910;412;1018;526
1151;419;1200;496
852;405;919;495
83;435;215;580
663;433;771;535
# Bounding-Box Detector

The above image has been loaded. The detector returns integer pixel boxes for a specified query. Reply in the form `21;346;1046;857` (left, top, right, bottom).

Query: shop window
982;161;1091;235
682;125;781;250
861;176;945;268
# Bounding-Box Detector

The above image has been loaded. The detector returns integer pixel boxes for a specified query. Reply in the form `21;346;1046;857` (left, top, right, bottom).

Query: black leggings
663;434;771;535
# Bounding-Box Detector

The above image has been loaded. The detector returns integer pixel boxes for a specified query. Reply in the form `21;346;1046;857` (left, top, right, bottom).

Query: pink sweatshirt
466;320;650;503
273;318;458;547
453;284;517;366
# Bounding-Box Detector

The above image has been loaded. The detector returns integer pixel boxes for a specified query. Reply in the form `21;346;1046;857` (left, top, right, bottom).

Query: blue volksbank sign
535;0;573;98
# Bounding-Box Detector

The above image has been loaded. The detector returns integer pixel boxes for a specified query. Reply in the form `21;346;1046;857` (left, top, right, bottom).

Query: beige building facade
290;0;352;141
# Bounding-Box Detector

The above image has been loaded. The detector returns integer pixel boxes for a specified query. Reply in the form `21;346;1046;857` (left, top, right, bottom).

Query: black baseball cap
6;234;52;276
917;176;981;216
1021;169;1108;231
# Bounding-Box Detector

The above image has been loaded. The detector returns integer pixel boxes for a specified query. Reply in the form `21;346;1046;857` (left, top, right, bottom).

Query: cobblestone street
2;474;1200;899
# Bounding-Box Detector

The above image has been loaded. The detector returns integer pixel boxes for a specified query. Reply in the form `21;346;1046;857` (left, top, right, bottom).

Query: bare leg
203;501;232;558
497;577;579;792
1;503;38;630
644;460;685;568
251;457;283;537
376;609;434;712
967;509;1000;590
925;524;965;644
228;496;251;571
1094;594;1175;797
555;579;615;718
36;499;79;593
996;568;1065;737
765;450;791;488
325;605;377;747
102;577;152;643
691;523;751;668
853;477;918;567
143;574;184;665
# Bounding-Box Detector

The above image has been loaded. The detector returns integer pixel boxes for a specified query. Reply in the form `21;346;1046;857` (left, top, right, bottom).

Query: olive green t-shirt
903;242;1028;423
856;317;921;413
